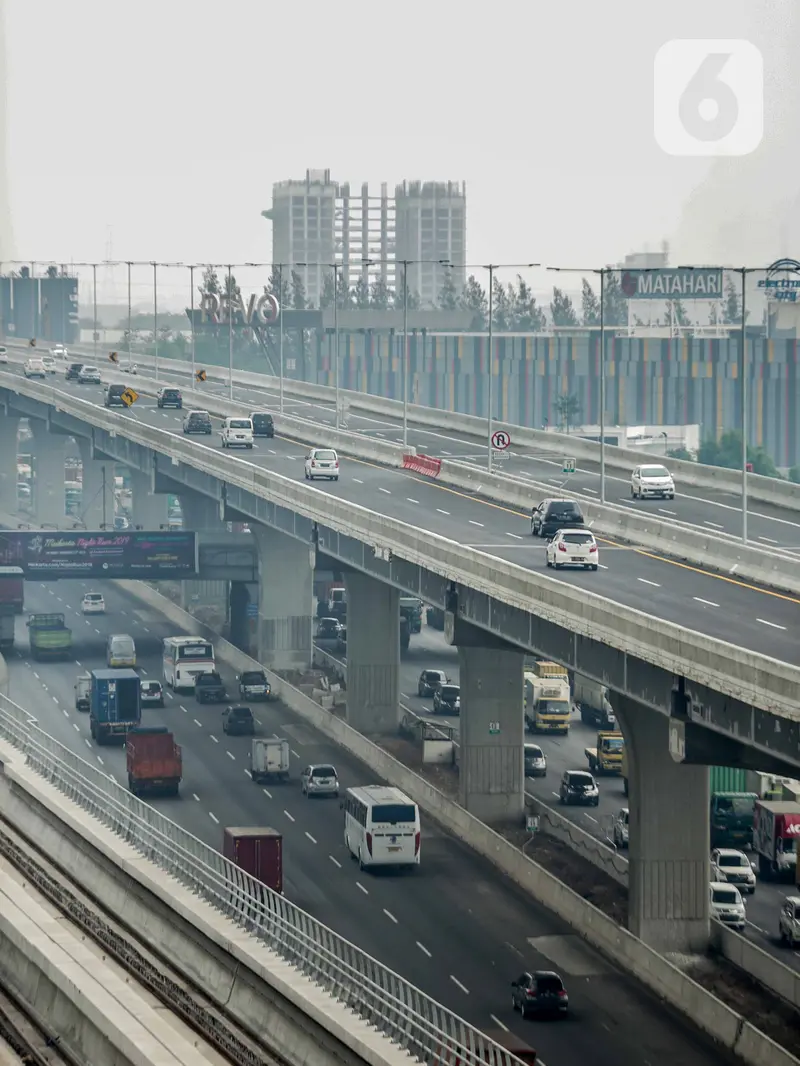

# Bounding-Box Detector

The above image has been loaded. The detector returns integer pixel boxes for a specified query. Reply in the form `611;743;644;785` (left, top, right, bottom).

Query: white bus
162;636;216;691
342;785;421;870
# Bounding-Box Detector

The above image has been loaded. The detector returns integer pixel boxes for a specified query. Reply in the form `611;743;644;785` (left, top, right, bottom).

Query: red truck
753;799;800;881
223;827;282;894
126;727;182;797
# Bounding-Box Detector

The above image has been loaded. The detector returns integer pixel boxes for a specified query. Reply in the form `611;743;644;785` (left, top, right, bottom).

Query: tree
394;275;421;311
789;465;800;484
460;274;488;329
200;265;221;296
699;429;781;478
555;393;581;433
722;276;749;324
352;274;370;310
709;302;720;326
550;286;578;326
438;268;460;310
222;271;241;299
266;266;291;311
319;271;336;310
581;279;601;325
45;264;58;279
370;276;391;310
492;276;513;330
290;270;306;310
511;276;546;331
602;269;629;327
671;299;690;328
667;446;694;461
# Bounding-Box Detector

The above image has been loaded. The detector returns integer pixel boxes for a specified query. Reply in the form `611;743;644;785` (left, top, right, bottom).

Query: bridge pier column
614;691;710;953
343;570;399;734
129;468;169;529
178;491;227;613
253;526;312;671
457;641;524;825
29;420;65;526
0;416;19;517
77;440;115;529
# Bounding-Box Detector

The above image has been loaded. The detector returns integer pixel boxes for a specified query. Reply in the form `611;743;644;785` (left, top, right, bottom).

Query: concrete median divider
711;924;800;1011
524;794;628;886
113;579;800;1066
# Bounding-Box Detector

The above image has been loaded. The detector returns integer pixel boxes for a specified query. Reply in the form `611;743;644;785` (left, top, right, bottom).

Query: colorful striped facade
299;332;800;466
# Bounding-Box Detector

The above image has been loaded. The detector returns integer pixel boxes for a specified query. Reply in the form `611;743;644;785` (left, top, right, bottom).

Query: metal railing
0;693;521;1066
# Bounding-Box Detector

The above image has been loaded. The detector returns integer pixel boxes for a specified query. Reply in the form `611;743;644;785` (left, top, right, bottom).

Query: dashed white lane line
291;748;300;759
450;975;470;994
305;832;317;844
284;810;295;822
469;520;484;527
244;768;252;779
378;487;391;495
62;709;69;718
383;909;398;924
436;508;450;515
407;498;419;504
96;756;104;766
167;692;175;699
262;788;272;799
505;532;522;540
658;508;677;516
757;618;786;630
226;750;235;760
417;941;432;958
179;705;188;713
352;478;363;484
51;695;58;703
490;1015;509;1032
194;718;203;727
637;578;661;588
73;723;80;732
694;597;720;608
84;739;91;750
209;812;220;824
329;855;342;868
356;881;368;895
33;672;39;679
192;793;201;802
74;660;81;667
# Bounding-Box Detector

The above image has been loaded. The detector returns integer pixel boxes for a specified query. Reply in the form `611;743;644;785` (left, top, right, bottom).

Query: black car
250;411;274;438
317;617;341;640
195;671;227;704
104;383;127;407
531;499;585;538
65;362;84;381
238;670;271;701
417;669;448;697
336;626;347;653
157;387;183;409
511;971;569;1018
222;705;255;736
433;684;460;715
183;409;212;434
559;769;599;806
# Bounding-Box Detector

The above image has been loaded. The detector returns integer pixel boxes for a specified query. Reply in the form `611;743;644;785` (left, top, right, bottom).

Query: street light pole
334;263;341;431
152;262;159;380
227;265;234;400
402;259;409;449
487;264;495;474
189;265;196;384
740;268;748;545
126;262;132;368
599;267;606;504
278;262;285;415
92;263;98;362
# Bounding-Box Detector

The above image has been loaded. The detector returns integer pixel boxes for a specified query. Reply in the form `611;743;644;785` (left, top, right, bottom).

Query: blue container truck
90;668;141;745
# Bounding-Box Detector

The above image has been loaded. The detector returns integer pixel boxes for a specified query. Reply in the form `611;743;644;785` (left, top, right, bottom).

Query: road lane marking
450;976;469;994
226;750;235;760
244;769;252;779
436;508;450;515
505;532;522;540
417;941;432;957
209;812;219;824
757;618;786;630
383;909;398;924
378;487;391;494
469;520;484;527
694;597;719;608
291;748;300;758
284;810;295;822
305;832;317;844
356;882;368;894
407;498;419;504
194;718;203;727
637;578;660;587
329;856;342;868
193;793;200;802
262;788;272;798
490;1015;509;1032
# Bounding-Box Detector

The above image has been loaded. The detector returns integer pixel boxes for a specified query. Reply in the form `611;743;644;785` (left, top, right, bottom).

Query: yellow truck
585;731;625;775
524;664;571;735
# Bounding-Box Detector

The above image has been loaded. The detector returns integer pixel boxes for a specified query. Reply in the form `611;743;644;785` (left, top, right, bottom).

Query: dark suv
157;387;183;409
250;411;275;438
531;499;585;539
222;705;255;736
183;409;212;434
65;362;84;381
104;383;127;407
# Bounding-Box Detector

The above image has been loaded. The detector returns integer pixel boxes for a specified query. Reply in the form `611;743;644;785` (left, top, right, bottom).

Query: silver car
300;763;339;798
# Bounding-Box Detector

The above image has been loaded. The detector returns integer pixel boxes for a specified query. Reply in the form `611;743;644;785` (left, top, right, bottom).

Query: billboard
0;531;197;578
619;268;724;300
0;275;79;343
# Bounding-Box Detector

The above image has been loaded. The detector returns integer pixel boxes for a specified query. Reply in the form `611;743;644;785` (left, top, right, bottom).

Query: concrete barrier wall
33;341;800;512
712;924;800;1011
0;744;414;1066
116;579;799;1066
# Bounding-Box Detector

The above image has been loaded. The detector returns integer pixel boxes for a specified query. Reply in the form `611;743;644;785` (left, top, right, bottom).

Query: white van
107;633;136;668
342;785;421;870
220;417;254;449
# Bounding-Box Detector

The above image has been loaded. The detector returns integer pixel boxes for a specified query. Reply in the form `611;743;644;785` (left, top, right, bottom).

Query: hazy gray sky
3;0;795;300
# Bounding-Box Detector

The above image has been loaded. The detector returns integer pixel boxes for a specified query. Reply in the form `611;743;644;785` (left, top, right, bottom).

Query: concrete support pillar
77;439;114;529
344;570;399;733
129;468;169;530
252;525;313;672
178;490;228;613
0;415;19;516
614;692;710;953
458;643;525;825
29;421;65;526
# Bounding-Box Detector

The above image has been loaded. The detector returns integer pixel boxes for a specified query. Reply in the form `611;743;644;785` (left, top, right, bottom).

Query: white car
81;592;105;614
710;848;756;894
545;528;598;571
50;345;68;359
612;807;629;849
220;416;254;449
41;356;57;374
304;447;339;481
779;896;800;947
0;346;7;363
23;357;46;378
78;365;101;384
631;464;675;500
709;881;746;931
300;763;340;798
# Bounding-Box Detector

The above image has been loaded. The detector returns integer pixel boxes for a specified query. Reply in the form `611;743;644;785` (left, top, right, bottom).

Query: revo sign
199;291;280;326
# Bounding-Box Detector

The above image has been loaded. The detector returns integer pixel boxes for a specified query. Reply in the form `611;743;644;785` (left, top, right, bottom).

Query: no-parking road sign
491;430;511;451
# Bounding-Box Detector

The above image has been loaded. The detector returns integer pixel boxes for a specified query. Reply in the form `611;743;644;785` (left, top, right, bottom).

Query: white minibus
342;785;421;870
162;636;216;691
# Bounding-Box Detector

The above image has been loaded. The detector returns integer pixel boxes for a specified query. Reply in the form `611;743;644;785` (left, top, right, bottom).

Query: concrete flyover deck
2;370;799;774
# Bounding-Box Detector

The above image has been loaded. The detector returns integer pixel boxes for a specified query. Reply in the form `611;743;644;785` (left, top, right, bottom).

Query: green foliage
491;276;513;330
789;466;800;484
555;393;581;432
602;270;629;327
319;272;336;310
667;447;694;461
698;430;782;478
369;276;392;310
290;270;306;310
550;286;579;326
266;267;291;311
437;268;460;310
200;266;220;295
352;274;371;310
460;274;488;329
721;276;750;325
581;279;600;325
511;276;546;331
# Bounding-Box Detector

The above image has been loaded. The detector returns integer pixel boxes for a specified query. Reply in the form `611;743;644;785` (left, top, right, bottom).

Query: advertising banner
0;531;197;578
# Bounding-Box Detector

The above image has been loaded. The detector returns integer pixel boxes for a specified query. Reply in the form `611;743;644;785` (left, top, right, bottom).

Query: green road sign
563;457;576;474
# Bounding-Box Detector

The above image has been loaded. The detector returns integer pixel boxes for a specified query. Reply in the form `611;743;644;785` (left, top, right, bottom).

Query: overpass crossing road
26;346;800;545
3;577;735;1066
3;370;800;773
